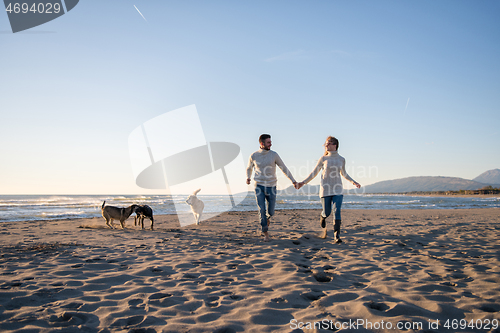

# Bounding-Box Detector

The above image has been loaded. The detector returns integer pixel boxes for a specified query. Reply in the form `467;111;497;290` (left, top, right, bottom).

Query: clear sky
1;0;499;195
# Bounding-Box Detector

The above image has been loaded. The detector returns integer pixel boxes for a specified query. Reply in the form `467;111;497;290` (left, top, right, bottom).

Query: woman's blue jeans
321;195;343;221
254;185;276;232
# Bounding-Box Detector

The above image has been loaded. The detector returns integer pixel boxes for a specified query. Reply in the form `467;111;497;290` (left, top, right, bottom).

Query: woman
298;136;361;242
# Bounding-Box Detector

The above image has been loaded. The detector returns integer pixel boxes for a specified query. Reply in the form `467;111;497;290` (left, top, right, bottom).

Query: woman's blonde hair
324;136;339;155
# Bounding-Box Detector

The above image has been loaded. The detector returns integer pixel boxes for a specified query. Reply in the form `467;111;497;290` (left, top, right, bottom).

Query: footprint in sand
204;296;220;307
109;315;145;328
149;266;163;273
148;293;185;308
128;298;144;309
49;311;98;327
228;294;244;300
0;281;23;289
296;263;311;273
364;301;390;312
478;303;500;313
312;270;332;282
451;272;474;282
204;280;221;287
270;297;287;304
301;291;326;301
148;292;173;300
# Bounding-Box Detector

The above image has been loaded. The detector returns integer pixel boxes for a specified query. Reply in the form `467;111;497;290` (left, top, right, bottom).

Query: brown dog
101;201;138;229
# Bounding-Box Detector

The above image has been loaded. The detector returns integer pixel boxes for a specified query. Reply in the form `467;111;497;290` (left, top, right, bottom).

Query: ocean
0;194;499;223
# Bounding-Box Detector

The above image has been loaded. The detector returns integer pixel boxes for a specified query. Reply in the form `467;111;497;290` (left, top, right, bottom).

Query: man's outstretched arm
275;154;297;186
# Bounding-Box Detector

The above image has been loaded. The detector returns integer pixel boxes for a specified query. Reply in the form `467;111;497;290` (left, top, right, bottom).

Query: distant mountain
473;169;500;185
362;176;488;193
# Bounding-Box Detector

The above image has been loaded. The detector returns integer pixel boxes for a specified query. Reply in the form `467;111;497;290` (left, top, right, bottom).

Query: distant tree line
454;186;500;195
402;186;500;196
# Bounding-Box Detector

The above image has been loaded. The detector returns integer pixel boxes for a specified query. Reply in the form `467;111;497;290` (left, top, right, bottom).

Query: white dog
186;189;204;225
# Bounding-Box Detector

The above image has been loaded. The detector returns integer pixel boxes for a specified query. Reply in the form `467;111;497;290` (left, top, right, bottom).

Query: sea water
0;194;498;223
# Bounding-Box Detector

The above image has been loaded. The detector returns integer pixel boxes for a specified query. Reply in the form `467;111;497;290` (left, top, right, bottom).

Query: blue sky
1;0;499;194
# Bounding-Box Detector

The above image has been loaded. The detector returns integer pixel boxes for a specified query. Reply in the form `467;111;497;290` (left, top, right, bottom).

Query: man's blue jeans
255;185;276;232
321;195;343;220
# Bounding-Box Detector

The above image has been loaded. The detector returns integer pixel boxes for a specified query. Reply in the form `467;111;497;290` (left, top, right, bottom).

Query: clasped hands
293;182;305;190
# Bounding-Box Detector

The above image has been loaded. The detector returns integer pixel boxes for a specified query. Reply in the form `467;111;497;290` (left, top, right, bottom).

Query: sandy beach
1;208;499;333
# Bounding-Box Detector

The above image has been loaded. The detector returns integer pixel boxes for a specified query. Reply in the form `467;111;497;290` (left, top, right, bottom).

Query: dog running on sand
101;201;138;229
185;189;204;225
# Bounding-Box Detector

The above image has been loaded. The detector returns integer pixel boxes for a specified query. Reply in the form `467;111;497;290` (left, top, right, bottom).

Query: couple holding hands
246;134;361;242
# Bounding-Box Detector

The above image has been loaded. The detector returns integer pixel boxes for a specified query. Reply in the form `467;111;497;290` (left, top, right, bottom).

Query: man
246;134;297;241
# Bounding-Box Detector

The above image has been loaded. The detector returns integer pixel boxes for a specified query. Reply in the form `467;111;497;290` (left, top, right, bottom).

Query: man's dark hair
259;134;271;143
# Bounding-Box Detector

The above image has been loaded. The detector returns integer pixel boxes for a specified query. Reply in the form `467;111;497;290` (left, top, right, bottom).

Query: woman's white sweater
302;151;355;197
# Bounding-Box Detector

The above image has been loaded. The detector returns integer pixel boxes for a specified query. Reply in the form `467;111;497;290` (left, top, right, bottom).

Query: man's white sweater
302;151;355;197
246;149;296;187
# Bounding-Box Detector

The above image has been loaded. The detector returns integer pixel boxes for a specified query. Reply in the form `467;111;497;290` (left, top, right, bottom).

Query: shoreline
349;192;500;198
2;193;499;225
2;197;499;224
387;193;500;198
1;208;499;332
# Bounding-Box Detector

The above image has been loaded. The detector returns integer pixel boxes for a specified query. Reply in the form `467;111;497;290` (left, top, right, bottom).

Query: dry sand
1;208;499;333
